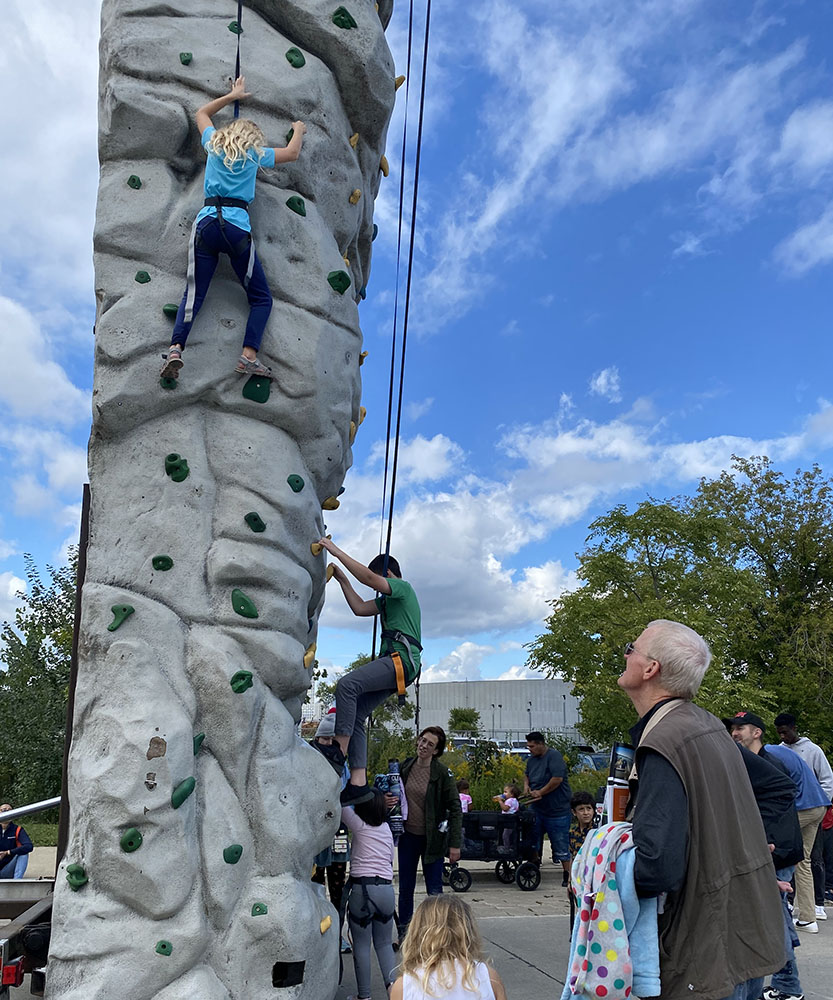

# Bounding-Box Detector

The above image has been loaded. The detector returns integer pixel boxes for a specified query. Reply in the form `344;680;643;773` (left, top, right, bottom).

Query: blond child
492;784;520;849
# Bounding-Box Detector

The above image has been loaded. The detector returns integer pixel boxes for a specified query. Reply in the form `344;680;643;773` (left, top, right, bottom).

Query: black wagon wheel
442;862;452;886
449;866;473;893
494;860;517;884
515;860;541;891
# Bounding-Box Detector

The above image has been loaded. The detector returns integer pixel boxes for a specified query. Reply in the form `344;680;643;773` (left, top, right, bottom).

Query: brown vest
634;702;785;1000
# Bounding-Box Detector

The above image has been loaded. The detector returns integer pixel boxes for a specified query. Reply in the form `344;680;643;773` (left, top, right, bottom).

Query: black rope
233;0;243;118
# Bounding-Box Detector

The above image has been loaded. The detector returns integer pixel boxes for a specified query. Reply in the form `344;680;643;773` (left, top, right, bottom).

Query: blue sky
3;0;833;686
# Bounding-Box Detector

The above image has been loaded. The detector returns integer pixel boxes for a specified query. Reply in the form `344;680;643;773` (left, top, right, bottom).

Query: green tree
0;552;77;806
447;707;481;737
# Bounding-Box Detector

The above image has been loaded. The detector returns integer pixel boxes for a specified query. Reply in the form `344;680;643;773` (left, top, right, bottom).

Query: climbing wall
46;2;395;997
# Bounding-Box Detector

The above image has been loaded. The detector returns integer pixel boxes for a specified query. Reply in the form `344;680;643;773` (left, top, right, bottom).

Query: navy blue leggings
172;216;272;352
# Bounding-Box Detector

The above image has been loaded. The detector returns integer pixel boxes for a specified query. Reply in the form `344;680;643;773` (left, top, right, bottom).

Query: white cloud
367;434;465;485
421;642;494;683
405;397;435;421
775;101;833;183
773;202;833;276
0;572;26;630
672;233;711;258
496;664;540;681
588;367;622;403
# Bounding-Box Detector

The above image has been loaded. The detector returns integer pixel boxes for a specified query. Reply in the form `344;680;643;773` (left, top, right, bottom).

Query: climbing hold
152;555;173;571
342;255;351;268
120;828;143;853
107;604;135;632
326;564;335;582
179;52;192;65
338;486;346;496
171;777;196;809
395;74;406;90
193;732;205;755
359;285;367;300
286;195;306;217
372;223;378;241
332;6;358;28
358;406;367;425
228;20;242;33
155;941;173;957
244;512;266;533
349;132;359;149
160;376;178;391
231;588;258;619
359;351;368;365
147;736;167;760
310;542;324;557
320;915;332;934
285;47;305;68
287;474;305;493
127;175;142;190
304;643;317;669
162;303;178;318
349;421;357;445
286;127;294;144
164;453;190;482
380;156;389;177
223;844;244;865
135;270;151;284
252;902;268;916
322;497;340;511
349;188;362;205
230;670;253;694
328;270;351;295
145;772;157;790
242;375;270;404
66;864;88;891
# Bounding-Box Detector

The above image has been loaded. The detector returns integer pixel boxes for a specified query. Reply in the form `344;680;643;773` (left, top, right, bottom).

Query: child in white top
493;784;520;850
390;895;507;1000
342;788;397;1000
458;779;473;813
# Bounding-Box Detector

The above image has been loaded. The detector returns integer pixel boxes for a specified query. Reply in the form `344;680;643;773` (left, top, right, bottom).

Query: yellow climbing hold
349;133;359;149
349;188;362;205
320;915;332;934
343;255;350;267
380;156;389;177
304;643;316;669
326;564;335;582
395;75;406;90
322;497;340;511
349;421;357;445
359;351;368;366
358;406;367;426
310;536;331;557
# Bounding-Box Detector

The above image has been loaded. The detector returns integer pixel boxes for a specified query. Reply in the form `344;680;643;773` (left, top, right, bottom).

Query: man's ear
644;659;661;681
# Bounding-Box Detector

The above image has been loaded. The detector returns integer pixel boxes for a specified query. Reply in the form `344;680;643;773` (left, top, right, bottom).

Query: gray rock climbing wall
46;2;395;998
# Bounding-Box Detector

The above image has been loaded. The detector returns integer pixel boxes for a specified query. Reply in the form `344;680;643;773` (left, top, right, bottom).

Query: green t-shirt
375;577;422;682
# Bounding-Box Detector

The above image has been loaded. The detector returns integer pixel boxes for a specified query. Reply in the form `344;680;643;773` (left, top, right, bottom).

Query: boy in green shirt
316;539;422;806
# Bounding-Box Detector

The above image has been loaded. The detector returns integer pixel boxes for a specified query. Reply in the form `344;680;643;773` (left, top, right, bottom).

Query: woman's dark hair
353;787;388;827
419;726;446;757
456;779;470;792
368;554;402;578
570;790;595;810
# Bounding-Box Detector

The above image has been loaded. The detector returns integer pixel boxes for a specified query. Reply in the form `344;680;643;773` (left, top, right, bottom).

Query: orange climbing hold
349;189;362;204
395;75;406;90
349;133;359;149
380;156;389;177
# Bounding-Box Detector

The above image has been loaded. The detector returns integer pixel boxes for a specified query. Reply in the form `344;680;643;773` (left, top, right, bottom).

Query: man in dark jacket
0;804;34;879
620;620;785;1000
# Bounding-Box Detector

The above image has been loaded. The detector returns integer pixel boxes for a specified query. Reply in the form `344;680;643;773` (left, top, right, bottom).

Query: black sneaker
763;988;804;1000
312;741;346;775
562;869;570;887
340;783;375;806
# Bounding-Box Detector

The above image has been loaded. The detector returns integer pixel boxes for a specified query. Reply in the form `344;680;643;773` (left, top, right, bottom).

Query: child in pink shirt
457;779;473;813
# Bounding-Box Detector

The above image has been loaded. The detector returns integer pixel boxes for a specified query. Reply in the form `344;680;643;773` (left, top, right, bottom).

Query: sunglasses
624;641;638;655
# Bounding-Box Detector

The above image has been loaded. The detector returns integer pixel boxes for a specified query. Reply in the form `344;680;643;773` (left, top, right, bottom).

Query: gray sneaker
234;355;273;379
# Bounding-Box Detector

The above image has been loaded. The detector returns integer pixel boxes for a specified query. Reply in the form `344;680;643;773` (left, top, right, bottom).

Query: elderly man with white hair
620;620;785;1000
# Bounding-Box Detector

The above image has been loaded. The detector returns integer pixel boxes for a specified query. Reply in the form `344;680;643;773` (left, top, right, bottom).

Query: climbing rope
233;0;243;118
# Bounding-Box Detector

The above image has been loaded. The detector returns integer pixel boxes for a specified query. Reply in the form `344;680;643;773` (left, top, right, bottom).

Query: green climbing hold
179;52;192;65
152;555;173;571
135;270;151;284
332;6;358;29
193;732;205;755
286;196;306;217
120;828;143;853
232;589;258;619
155;940;173;957
162;303;178;318
285;48;306;68
242;375;270;404
372;223;378;241
328;270;351;295
223;844;244;865
252;902;268;916
160;376;178;391
244;512;266;533
286;127;294;144
171;776;196;809
66;863;88;891
127;175;142;190
228;20;242;34
164;453;190;482
287;474;305;493
107;604;135;632
230;670;253;694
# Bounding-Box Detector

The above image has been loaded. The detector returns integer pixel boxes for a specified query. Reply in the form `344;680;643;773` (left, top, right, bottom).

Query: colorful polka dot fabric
568;822;635;1000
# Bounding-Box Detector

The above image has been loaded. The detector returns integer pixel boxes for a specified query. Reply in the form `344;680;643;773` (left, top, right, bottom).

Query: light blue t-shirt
195;126;276;233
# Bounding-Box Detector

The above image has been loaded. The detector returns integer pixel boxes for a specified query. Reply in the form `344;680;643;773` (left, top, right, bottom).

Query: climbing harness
345;876;395;928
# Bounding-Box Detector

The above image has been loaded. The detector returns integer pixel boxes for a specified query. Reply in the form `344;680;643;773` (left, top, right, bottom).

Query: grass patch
24;822;58;847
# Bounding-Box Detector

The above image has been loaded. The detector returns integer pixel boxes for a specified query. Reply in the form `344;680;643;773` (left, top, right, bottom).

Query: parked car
573;750;609;772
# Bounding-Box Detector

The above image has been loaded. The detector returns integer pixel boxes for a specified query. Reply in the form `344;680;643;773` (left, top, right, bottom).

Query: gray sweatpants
335;655;398;769
346;882;397;998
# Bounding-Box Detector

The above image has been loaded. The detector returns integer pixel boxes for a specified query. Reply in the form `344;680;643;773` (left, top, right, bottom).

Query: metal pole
1;797;62;824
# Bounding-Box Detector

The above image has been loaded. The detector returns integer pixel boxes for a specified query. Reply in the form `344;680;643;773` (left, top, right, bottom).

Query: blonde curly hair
399;896;489;996
207;118;266;170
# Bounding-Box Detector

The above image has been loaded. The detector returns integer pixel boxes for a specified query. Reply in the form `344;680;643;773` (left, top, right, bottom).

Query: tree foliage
0;552;77;806
527;458;833;752
447;707;481;737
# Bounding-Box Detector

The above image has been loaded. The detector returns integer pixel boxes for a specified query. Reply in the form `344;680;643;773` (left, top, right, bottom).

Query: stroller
442;808;541;892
